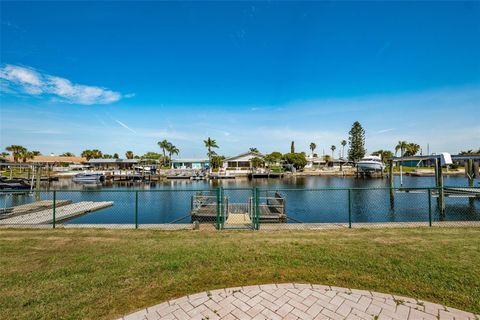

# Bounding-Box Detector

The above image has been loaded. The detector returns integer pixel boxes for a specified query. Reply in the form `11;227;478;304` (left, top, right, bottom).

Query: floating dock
0;200;72;218
190;192;287;224
0;201;113;225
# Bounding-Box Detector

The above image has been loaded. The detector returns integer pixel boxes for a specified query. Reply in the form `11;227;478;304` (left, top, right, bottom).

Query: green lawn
0;228;479;319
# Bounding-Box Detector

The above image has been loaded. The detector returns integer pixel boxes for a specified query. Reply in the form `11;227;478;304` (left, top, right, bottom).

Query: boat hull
357;162;384;172
72;174;105;183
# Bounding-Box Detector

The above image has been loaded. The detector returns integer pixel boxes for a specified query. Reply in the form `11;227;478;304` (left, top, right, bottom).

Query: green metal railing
0;186;479;229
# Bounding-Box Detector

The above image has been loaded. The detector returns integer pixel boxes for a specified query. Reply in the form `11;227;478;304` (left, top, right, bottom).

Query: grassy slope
0;228;479;319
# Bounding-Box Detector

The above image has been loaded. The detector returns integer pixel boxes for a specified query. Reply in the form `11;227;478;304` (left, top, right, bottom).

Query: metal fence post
216;187;221;230
221;187;224;230
52;190;56;229
135;190;139;229
348;189;352;228
255;187;260;230
428;188;432;227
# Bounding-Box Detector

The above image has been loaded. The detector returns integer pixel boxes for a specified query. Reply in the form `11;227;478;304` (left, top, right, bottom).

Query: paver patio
118;283;479;320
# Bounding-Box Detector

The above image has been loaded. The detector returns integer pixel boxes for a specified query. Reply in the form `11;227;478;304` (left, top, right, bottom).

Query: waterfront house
305;154;325;168
87;158;138;170
170;158;209;170
305;154;350;169
222;151;264;172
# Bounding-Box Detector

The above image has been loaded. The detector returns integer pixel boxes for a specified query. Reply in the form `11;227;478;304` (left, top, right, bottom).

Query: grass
0;228;479;319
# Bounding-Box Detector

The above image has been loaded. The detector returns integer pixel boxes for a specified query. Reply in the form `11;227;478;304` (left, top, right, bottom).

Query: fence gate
221;188;257;230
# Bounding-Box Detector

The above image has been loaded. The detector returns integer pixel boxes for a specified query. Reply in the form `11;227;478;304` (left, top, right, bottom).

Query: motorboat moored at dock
72;173;105;183
356;155;385;172
0;178;33;190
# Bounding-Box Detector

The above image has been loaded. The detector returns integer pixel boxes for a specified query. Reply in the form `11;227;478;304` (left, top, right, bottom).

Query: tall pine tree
290;141;295;153
348;121;366;161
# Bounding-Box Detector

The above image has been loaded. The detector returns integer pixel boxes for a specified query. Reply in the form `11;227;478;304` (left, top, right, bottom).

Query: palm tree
158;140;170;166
60;152;75;157
91;149;102;159
6;145;27;162
81;149;102;160
81;150;92;160
373;150;394;163
341;140;347;158
125;151;134;159
330;145;336;160
21;151;34;163
395;141;409;157
309;143;316;155
405;143;420;157
204;137;219;173
249;147;259;153
166;144;179;164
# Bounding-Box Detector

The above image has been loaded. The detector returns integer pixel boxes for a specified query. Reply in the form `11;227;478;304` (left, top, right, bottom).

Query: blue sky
1;1;479;158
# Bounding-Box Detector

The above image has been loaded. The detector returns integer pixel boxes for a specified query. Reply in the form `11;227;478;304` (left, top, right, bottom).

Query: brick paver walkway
119;283;479;320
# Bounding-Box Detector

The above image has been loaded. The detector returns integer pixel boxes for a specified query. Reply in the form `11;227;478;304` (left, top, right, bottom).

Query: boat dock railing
1;186;479;230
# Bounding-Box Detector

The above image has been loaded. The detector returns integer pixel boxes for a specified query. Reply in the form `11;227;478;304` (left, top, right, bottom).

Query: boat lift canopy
390;154;480;162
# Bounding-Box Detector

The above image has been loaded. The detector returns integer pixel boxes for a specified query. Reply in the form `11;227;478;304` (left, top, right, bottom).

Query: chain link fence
1;187;479;229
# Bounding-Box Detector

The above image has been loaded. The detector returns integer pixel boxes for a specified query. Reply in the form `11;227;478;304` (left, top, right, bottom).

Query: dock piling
35;166;41;201
435;158;445;215
388;160;394;209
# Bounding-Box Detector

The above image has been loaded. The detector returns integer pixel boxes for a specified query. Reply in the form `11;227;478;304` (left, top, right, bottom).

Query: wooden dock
190;192;287;223
0;201;113;225
396;187;480;198
248;172;284;179
225;213;252;226
444;187;480;197
0;200;72;218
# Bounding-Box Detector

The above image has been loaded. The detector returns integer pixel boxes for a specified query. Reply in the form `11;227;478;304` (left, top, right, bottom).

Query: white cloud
0;64;129;105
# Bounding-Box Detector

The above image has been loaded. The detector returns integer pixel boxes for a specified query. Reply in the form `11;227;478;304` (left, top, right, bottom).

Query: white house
222;151;264;170
305;154;325;169
305;154;350;169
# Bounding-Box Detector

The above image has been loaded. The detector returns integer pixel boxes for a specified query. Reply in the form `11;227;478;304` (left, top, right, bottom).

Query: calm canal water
2;176;479;224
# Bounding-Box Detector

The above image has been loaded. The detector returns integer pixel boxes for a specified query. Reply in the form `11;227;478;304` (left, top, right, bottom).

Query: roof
171;159;209;163
224;151;264;161
5;155;86;164
87;158;139;164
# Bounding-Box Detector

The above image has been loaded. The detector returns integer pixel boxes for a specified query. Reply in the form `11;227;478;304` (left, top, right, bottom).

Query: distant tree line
4;122;452;167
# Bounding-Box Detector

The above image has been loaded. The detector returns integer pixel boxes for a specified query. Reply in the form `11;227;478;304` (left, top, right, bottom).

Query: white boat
72;173;105;183
356;155;385;172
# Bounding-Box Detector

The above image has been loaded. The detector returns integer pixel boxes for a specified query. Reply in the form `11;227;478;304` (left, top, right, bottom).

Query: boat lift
387;154;480;212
